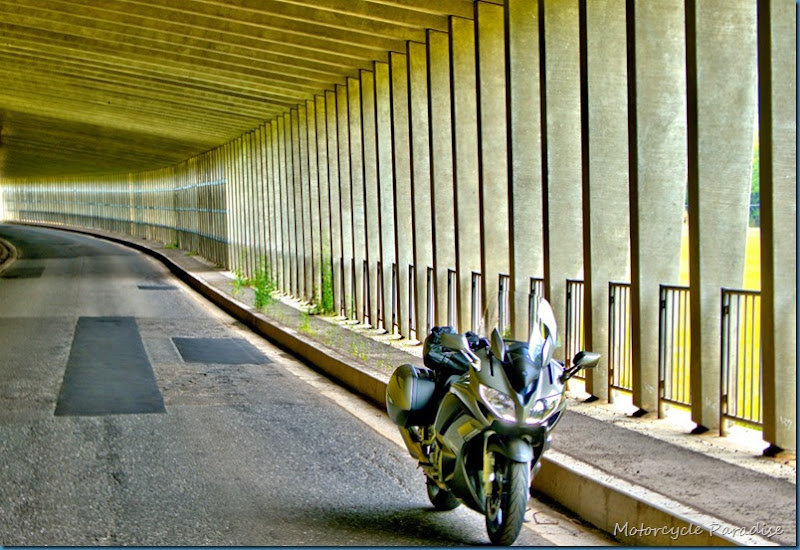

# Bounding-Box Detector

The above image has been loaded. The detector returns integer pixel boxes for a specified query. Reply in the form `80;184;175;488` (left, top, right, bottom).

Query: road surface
0;223;609;546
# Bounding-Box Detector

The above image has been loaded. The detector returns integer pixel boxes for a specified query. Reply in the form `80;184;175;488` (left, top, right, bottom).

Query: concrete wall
0;0;794;450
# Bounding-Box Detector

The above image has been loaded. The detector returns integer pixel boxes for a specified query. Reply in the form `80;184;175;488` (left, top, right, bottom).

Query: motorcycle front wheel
426;477;461;510
485;458;529;546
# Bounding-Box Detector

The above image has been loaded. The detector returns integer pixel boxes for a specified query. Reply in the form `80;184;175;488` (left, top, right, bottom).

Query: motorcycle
386;296;600;545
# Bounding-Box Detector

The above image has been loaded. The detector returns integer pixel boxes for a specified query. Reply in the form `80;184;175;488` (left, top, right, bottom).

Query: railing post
447;268;457;328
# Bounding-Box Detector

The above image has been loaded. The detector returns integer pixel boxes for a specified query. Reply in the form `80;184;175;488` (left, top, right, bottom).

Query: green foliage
252;259;277;310
320;259;335;314
164;241;180;249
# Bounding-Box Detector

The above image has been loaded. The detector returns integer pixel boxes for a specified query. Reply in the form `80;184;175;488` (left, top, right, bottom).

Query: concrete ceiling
0;0;476;180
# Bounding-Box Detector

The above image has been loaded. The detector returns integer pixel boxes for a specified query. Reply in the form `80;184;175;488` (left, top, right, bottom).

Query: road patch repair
55;316;166;416
172;337;272;365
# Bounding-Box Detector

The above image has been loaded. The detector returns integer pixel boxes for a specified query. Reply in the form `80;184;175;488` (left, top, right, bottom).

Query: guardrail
608;281;632;402
658;284;691;417
720;288;762;434
447;268;457;327
528;277;545;335
498;273;511;336
565;279;585;379
471;271;482;333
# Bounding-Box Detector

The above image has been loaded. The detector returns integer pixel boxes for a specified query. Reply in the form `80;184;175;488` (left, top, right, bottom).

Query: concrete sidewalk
4;223;796;546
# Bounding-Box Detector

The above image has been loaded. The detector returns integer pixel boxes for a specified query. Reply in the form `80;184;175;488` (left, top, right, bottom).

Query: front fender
487;437;533;463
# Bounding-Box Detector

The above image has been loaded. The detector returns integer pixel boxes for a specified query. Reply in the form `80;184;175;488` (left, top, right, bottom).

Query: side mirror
561;351;601;382
489;328;507;362
441;332;469;352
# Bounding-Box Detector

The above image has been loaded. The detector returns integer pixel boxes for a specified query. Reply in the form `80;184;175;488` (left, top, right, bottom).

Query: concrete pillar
283;113;298;295
336;84;355;319
686;0;757;431
450;16;482;334
266;122;280;285
258;125;273;280
627;0;687;414
476;1;510;335
348;77;367;323
305;99;323;307
290;111;305;297
298;105;313;302
427;29;457;329
507;0;544;340
390;51;414;340
360;69;382;329
275;117;288;292
315;94;334;313
408;40;434;338
580;0;630;401
374;61;397;332
758;0;796;452
541;0;584;359
325;90;344;315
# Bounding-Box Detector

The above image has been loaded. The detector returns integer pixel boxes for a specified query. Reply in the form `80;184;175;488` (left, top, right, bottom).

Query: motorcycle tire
485;459;529;546
426;477;460;510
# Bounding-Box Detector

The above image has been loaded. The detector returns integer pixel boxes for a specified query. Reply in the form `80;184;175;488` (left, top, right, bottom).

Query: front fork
483;432;553;501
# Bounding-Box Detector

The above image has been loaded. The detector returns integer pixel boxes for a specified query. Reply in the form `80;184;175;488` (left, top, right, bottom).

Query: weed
252;258;277;310
164;241;180;249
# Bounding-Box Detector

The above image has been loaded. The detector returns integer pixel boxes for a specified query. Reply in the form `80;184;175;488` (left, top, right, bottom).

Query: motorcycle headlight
479;386;516;422
527;394;562;424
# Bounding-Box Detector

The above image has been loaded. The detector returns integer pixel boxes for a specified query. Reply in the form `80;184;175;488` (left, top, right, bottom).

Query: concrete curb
5;222;775;547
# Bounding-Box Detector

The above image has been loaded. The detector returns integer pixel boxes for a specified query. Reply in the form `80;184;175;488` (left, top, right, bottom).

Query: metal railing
471;271;482;333
528;277;545;335
498;273;511;336
426;266;435;336
362;259;370;326
608;281;632;401
565;279;585;378
720;288;762;434
408;264;416;338
447;268;457;327
658;284;691;417
376;261;385;330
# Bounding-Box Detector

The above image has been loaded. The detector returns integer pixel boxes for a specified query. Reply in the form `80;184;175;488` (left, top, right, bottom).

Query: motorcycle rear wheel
426;477;461;510
485;459;529;545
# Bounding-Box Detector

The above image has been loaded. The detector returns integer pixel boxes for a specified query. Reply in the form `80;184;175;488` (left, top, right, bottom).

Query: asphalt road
0;224;592;546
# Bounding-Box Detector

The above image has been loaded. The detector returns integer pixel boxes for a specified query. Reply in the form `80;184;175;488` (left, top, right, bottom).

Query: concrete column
627;0;687;413
686;0;757;431
507;0;544;340
758;0;796;453
580;0;630;400
360;69;382;329
297;106;313;301
252;128;265;267
390;51;414;340
450;16;482;334
325;90;344;315
476;1;510;335
283;113;298;295
276;117;289;291
374;61;397;332
258;125;272;278
291;110;306;297
428;29;457;328
336;84;355;319
266;122;280;284
348;77;367;323
315;94;334;313
408;40;434;338
541;0;584;359
305;99;323;307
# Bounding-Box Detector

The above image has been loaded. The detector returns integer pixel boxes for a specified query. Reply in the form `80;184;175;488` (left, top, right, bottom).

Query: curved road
0;224;604;546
